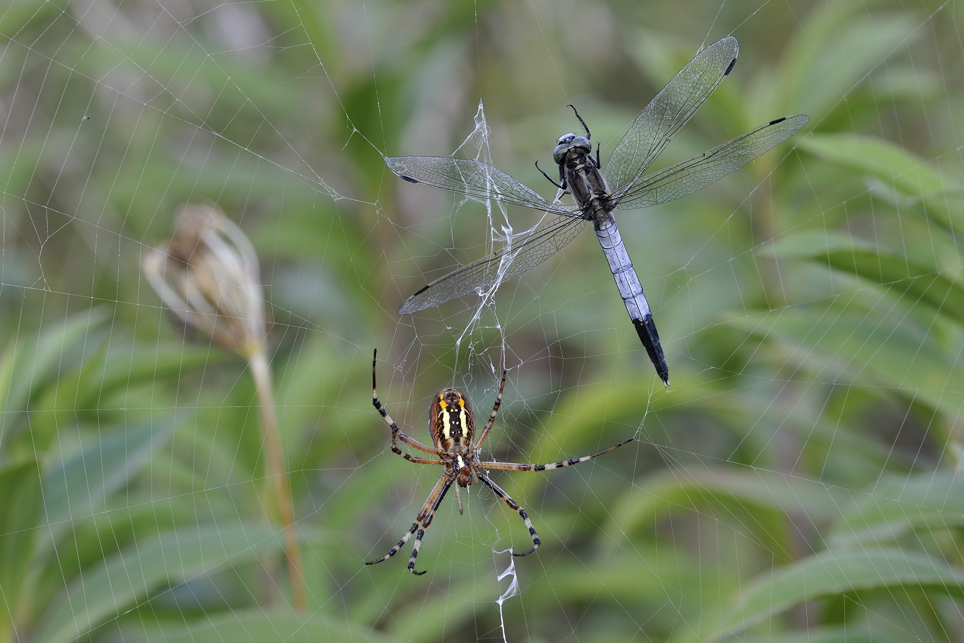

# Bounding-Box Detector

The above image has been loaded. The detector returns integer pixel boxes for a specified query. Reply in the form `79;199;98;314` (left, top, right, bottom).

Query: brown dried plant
143;203;306;611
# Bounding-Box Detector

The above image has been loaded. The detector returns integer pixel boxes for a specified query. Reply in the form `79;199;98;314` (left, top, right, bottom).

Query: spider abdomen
430;387;476;450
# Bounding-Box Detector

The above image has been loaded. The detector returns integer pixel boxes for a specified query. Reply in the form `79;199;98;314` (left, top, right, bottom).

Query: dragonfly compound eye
553;142;571;165
570;136;591;151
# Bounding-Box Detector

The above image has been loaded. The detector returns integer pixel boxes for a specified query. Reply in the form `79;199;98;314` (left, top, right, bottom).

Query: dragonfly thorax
553;134;591;165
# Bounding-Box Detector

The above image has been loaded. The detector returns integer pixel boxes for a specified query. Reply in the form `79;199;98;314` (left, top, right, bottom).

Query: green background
2;0;963;640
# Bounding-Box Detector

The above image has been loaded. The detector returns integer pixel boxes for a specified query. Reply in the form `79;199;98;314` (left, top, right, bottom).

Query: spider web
1;0;963;641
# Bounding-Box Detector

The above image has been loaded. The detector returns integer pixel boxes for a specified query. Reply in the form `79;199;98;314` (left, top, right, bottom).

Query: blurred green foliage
1;0;963;640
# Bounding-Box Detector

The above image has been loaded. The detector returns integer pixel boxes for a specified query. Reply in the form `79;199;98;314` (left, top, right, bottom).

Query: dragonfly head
553;134;592;165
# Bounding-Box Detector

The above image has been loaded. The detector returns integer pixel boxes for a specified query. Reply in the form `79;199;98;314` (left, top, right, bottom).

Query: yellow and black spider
367;349;632;575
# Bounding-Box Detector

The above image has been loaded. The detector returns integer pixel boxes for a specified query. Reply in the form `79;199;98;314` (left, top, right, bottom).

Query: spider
367;349;633;575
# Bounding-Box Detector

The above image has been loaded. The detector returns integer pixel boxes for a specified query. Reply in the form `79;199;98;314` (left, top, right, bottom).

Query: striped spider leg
473;438;632;557
367;349;632;575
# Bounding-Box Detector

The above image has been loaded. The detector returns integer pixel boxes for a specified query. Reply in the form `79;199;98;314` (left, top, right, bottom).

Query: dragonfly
387;37;808;386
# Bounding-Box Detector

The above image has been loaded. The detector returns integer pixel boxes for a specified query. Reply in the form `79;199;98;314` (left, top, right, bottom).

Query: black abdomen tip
633;316;670;386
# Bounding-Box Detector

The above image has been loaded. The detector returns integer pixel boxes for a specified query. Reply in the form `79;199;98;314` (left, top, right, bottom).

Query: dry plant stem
248;348;307;612
143;204;307;610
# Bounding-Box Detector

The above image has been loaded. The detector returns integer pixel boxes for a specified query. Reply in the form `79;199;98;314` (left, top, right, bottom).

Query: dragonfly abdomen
594;218;670;386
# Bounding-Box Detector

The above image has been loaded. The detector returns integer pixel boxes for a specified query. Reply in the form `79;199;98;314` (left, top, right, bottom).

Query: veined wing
606;37;739;197
613;114;808;210
398;216;586;314
386;156;578;216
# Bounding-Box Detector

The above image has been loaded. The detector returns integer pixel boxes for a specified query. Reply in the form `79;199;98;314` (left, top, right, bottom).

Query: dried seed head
142;203;267;359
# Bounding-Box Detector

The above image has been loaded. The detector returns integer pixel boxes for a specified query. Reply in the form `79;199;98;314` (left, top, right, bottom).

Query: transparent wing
398;216;587;314
606;36;739;196
613;114;808;210
386;156;577;216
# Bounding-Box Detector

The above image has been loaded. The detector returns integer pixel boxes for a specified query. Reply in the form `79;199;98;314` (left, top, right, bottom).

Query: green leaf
766;231;964;325
604;466;853;545
829;472;964;549
122;608;402;643
0;309;109;440
739;626;887;643
685;549;964;643
777;11;920;120
0;458;42;640
36;344;223;423
732;303;964;423
41;421;173;539
36;524;285;643
797;134;964;232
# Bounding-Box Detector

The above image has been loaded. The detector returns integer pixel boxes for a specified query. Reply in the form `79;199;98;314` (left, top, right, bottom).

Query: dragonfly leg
534;160;565;190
